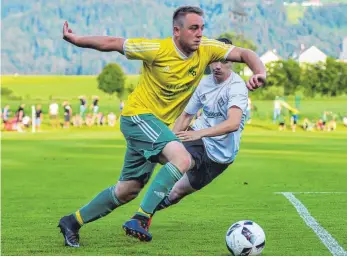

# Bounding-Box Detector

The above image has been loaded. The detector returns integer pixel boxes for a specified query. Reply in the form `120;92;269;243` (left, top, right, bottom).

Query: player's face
210;60;233;81
175;13;204;53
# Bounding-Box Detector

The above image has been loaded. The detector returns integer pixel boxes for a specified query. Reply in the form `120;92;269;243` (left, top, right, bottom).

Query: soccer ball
225;220;266;256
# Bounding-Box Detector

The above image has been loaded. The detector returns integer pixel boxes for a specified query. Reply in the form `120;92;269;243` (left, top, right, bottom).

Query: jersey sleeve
227;82;248;112
201;38;235;63
123;38;161;64
184;89;203;115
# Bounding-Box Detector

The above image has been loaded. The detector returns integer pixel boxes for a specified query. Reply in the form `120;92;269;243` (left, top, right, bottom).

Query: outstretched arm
172;111;195;134
176;106;242;142
226;47;266;91
63;22;126;53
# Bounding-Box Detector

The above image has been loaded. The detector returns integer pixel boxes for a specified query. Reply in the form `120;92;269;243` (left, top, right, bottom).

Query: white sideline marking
280;192;347;256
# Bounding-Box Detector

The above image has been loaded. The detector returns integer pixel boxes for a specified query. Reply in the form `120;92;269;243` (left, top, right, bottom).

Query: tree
282;59;301;96
301;62;322;98
97;63;126;99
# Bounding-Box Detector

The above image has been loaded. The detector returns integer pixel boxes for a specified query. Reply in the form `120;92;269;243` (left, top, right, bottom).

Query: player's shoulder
198;74;215;88
125;37;165;50
200;37;230;49
227;72;247;93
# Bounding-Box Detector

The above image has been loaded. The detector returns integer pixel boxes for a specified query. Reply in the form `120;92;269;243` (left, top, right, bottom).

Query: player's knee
115;187;139;203
115;182;142;203
171;151;191;173
162;141;191;172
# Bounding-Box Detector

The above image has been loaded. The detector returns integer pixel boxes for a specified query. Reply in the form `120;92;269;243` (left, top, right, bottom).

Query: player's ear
173;25;180;36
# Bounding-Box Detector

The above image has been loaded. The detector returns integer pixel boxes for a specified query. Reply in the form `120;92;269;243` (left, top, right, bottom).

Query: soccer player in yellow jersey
58;6;266;246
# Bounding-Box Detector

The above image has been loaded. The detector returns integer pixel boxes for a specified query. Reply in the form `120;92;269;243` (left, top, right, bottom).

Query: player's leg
123;114;191;241
57;147;152;248
157;139;231;211
155;173;195;211
58;116;157;247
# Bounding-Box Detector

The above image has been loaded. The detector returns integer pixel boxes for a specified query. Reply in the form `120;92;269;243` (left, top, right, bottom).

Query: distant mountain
1;0;347;74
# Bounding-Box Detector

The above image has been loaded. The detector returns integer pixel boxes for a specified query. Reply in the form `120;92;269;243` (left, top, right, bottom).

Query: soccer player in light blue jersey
154;38;249;213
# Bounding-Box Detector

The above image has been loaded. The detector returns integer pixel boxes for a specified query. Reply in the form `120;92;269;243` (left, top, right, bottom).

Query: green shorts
119;114;179;184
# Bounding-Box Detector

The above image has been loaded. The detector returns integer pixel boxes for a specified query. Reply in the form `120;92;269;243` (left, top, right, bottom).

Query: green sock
73;185;122;225
137;163;182;217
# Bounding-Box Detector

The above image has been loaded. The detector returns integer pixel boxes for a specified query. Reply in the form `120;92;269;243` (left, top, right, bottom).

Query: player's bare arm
63;21;126;53
172;111;195;134
176;106;242;142
226;47;266;91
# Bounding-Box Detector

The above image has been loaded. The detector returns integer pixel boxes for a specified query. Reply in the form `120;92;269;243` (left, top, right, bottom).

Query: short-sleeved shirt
36;109;42;119
64;105;71;115
122;37;234;124
49;103;59;115
184;73;248;164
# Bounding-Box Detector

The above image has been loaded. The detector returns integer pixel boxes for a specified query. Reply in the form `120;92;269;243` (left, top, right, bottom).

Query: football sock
136;162;182;217
73;185;122;225
155;195;173;211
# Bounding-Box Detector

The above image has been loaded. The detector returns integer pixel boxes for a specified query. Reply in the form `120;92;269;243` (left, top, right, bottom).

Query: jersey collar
172;38;193;60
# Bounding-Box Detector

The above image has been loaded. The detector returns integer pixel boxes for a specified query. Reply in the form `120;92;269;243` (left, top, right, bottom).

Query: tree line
259;58;347;99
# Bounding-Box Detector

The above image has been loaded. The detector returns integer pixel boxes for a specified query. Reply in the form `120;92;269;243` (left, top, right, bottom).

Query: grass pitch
1;127;346;256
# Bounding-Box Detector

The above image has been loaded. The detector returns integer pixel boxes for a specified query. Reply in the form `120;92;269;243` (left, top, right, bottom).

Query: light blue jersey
184;73;248;164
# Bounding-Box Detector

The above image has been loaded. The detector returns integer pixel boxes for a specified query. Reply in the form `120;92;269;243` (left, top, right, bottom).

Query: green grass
1;127;347;255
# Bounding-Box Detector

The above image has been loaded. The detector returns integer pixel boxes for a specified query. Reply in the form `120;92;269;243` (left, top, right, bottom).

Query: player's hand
246;73;266;91
176;130;203;142
63;21;75;43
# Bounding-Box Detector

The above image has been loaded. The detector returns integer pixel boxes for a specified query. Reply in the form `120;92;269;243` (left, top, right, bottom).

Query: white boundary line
278;192;347;256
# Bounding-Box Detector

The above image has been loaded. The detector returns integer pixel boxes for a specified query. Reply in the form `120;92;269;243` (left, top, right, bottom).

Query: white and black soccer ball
225;220;266;256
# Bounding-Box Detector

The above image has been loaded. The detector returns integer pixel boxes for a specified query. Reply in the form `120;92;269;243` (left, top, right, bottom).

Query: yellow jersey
122;37;234;124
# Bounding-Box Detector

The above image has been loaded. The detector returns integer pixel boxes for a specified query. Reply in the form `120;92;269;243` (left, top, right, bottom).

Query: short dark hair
173;6;204;27
216;38;233;45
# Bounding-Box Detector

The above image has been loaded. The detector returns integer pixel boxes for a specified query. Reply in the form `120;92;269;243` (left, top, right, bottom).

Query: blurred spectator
4;118;16;131
72;114;83;127
119;100;125;113
343;116;347;127
2;105;11;125
35;104;43;132
107;112;116;127
290;111;298;132
15;104;25;123
85;113;93;127
316;119;324;130
92;96;99;115
79;96;87;118
322;111;329;130
63;101;72;128
273;96;281;123
49;100;59;128
22;116;31;128
96;112;105;126
327;118;336;132
278;114;286;131
302;118;314;131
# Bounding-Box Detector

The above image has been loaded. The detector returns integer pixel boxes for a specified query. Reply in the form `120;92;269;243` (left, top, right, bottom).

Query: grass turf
1;127;346;255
